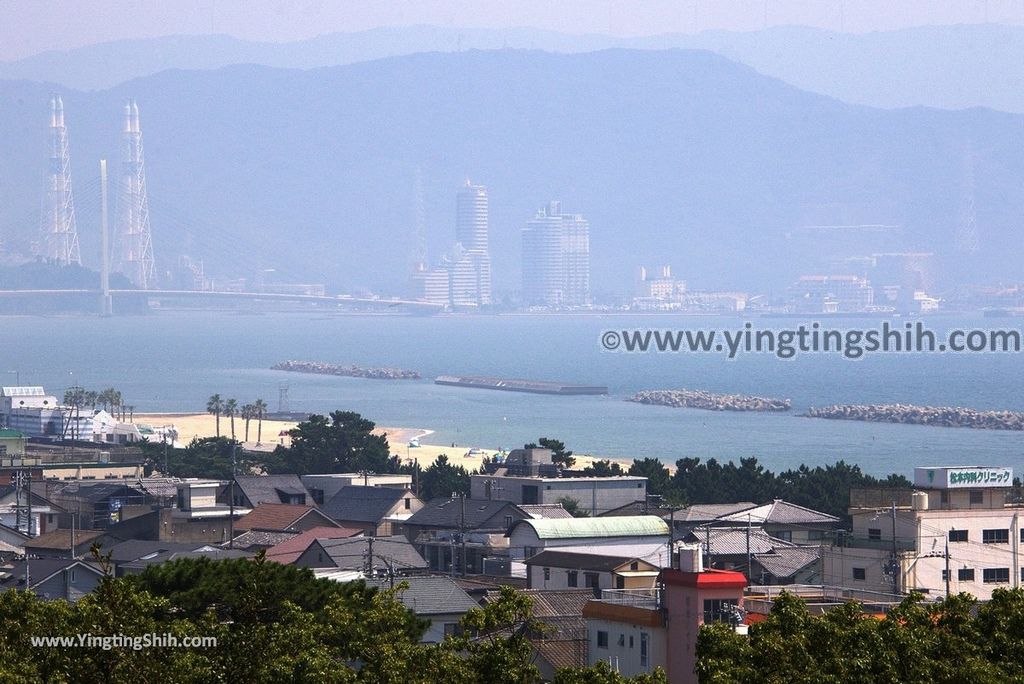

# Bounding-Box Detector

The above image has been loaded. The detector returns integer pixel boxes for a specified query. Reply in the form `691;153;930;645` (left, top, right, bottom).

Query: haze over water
8;311;1023;477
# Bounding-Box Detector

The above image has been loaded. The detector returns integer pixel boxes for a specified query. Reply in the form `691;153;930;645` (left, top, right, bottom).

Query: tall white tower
114;99;155;288
451;180;491;306
40;96;82;265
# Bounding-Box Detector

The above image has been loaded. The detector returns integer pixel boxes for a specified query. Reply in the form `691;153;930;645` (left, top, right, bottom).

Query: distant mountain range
4;24;1024;112
0;49;1021;296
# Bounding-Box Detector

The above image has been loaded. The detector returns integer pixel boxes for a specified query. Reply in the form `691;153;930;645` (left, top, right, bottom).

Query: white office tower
521;201;591;307
451;181;492;307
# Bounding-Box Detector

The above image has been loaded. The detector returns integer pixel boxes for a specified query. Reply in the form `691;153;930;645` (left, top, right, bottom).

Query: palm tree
112;390;124;420
241;403;256;443
224;399;238;440
253;398;268;445
206;394;224;437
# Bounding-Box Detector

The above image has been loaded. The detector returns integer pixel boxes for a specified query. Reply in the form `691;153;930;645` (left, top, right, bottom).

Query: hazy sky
2;0;1024;61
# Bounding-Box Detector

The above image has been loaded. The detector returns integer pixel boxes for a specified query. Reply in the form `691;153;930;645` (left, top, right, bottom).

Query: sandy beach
135;413;629;472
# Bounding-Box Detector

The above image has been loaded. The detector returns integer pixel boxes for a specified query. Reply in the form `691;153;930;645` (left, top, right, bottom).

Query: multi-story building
633;266;687;310
470;473;647;516
521;201;591;307
791;275;874;313
822;465;1022;600
409;267;450;306
451;181;491;307
0;387;93;441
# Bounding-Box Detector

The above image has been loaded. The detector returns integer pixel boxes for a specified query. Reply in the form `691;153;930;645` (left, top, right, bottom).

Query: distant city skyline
3;1;1024;62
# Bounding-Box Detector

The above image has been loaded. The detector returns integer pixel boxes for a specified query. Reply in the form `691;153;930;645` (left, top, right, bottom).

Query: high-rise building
521;201;591;307
450;181;491;307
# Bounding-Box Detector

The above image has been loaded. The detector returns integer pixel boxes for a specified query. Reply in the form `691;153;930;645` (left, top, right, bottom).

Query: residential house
0;523;30;559
294;535;428;575
0;482;61;536
404;498;532;575
685;526;802;576
47;480;147;530
264;526;364;565
321;486;422;536
0;559;105;601
501;589;592;680
105;539;210;575
226;530;300;553
525;551;660;591
470;474;647;516
0;429;27;459
713;499;841;544
750;546;822;585
507;516;671;567
117;546;253;574
301;473;412;505
365;575;479;643
224;475;312;508
233;503;339;534
25;529;106;559
667;503;757;537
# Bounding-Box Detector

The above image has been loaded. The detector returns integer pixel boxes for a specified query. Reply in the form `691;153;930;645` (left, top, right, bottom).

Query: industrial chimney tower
114;98;155;288
40;95;82;265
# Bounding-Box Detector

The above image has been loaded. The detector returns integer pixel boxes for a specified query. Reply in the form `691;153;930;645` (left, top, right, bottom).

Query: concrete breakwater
803;404;1024;430
271;360;420;380
627;389;791;412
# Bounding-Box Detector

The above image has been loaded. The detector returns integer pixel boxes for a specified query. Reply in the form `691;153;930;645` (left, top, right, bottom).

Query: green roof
511;515;670;540
0;429;26;439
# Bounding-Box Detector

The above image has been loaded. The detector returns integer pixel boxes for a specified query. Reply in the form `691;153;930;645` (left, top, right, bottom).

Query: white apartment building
823;466;1022;600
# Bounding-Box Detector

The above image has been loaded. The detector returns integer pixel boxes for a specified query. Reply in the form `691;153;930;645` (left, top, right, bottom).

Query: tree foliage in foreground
0;556;665;683
267;411;397;476
696;589;1024;684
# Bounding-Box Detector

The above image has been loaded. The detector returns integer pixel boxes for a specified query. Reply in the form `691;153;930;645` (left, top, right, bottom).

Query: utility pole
746;513;752;581
668;507;675;570
460;493;467;577
228;441;236;549
945;536;951;599
366;536;375;575
890;502;899;595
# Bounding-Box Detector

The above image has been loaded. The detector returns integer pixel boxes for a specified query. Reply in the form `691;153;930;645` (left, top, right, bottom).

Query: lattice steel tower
956;144;980;255
114;99;155;288
40;95;82;265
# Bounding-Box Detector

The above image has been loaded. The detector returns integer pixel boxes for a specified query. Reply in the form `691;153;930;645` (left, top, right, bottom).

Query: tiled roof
752;546;821;579
0;559;104;588
599;501;678;518
687;527;794;556
510;516;669;540
264;526;362;564
105;539;206;564
407;498;522;530
314;536;427;571
717;500;840;525
322;486;412;524
524;550;641;573
533;639;588;671
121;547;252;570
26;529;103;550
520;504;574;520
673;503;757;524
234;475;311;507
49;481;145;503
234;503;336;532
366;575;479;615
227;530;299;550
519;589;594;619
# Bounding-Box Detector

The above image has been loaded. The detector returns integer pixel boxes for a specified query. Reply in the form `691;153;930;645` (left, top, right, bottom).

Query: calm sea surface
4;311;1023;477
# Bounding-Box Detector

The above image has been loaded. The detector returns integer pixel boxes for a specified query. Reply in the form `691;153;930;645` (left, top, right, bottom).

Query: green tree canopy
418;454;472;500
524;437;576;469
268;411;395;475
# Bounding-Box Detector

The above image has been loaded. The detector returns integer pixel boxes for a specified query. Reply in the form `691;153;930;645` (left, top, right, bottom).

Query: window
567;570;578;587
69;570;76;582
640;633;649;667
443;623;463;637
868;528;881;541
808;530;825;541
983;568;1010;584
596;631;608;649
703;598;739;624
1020;528;1024;544
630;561;639;571
504;515;513;530
948;529;968;543
940;490;950;505
543;567;550;581
584;572;600;589
959;568;975;581
852;567;866;581
629;635;634;648
970;490;984;504
310;488;324;505
775;530;792;542
983;529;1009;544
941;569;948;581
617;634;625;647
404;497;411;510
524;546;537;559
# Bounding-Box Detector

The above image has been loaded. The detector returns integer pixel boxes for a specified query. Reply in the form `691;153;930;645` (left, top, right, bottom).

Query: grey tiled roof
673;503;757;524
315;535;427;571
752;546;821;578
687;526;794;556
322;486;410;523
717;500;840;525
406;498;523;530
105;539;206;564
524;550;636;572
227;530;299;550
366;575;479;615
234;475;311;507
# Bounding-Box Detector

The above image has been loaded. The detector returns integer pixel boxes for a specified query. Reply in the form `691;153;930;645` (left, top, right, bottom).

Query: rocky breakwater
803;404;1024;430
627;389;791;412
272;360;420;380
